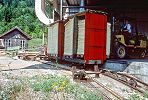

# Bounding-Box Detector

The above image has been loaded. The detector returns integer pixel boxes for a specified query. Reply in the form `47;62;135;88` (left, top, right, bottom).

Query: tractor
111;17;147;59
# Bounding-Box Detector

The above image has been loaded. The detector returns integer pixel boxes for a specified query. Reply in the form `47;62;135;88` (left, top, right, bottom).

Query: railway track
36;60;148;99
87;76;124;100
100;69;148;95
87;81;114;100
37;60;123;99
80;81;113;100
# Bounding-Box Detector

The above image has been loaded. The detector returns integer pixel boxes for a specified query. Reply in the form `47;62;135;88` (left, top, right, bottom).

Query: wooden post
60;0;63;20
94;65;99;78
71;66;77;78
42;24;45;45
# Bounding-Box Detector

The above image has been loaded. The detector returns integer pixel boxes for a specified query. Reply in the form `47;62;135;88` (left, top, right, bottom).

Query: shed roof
0;26;32;40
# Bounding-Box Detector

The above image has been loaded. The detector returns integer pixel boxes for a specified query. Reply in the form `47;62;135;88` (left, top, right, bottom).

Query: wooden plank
77;19;85;55
64;18;75;56
48;24;59;55
6;46;20;51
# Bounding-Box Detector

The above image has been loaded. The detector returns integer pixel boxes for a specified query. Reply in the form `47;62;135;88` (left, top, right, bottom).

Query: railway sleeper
128;78;137;87
102;70;139;88
71;65;101;80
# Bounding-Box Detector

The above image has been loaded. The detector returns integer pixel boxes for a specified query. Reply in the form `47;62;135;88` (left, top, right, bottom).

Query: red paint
58;21;65;59
84;13;107;64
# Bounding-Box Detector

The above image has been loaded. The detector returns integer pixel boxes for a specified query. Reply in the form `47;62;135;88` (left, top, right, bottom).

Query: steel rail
117;72;148;87
37;60;147;96
88;82;112;100
88;76;124;100
37;60;113;99
102;71;146;95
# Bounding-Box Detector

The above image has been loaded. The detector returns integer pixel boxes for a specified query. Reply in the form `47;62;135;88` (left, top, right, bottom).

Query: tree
0;0;45;39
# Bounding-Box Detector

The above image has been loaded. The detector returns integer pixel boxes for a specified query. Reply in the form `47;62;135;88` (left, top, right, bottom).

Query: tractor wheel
116;45;127;59
140;50;146;58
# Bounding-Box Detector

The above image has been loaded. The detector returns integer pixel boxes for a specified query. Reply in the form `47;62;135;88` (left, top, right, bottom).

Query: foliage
0;0;49;39
128;93;147;100
31;75;69;92
65;84;103;100
0;73;103;100
144;91;148;99
28;38;42;48
0;82;24;100
31;75;103;100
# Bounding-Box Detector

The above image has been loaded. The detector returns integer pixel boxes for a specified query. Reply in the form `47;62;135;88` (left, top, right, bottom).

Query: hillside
0;0;46;38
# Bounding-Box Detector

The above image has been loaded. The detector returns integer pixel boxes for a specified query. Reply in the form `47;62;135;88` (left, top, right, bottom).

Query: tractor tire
116;45;127;59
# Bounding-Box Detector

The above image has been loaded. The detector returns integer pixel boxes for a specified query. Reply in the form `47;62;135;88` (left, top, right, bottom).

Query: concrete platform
104;59;148;83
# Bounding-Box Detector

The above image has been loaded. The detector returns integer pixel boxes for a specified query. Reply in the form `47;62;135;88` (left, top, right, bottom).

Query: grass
30;75;103;100
31;75;69;92
28;38;43;48
0;74;103;100
144;91;148;99
1;73;147;100
0;82;24;100
128;92;148;100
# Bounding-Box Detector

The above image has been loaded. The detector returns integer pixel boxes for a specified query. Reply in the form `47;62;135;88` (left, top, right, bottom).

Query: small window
21;40;25;49
15;34;20;39
8;40;11;46
4;39;11;47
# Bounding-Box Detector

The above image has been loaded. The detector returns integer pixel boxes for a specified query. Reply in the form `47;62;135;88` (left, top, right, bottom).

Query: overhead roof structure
44;0;148;35
65;0;148;8
47;0;148;14
64;0;148;36
47;0;148;19
63;0;148;18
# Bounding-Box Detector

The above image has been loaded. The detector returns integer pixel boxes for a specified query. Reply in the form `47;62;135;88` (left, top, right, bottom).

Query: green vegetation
31;75;103;100
128;92;148;100
144;91;148;99
0;74;103;100
1;73;147;100
0;81;24;100
28;38;43;48
0;0;50;38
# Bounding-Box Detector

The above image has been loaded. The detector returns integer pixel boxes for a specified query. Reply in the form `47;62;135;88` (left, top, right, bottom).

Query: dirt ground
0;54;71;77
0;54;147;100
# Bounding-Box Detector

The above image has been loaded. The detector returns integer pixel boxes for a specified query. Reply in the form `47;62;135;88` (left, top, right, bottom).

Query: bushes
0;82;24;100
128;92;148;100
28;38;42;49
0;74;103;100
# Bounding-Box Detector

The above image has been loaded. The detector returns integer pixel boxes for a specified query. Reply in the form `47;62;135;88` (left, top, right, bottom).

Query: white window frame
8;39;11;47
21;40;25;49
4;39;11;47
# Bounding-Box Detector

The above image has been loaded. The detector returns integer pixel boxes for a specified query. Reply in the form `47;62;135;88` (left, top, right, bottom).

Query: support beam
80;0;85;12
62;6;104;8
65;11;78;14
60;0;63;20
65;0;70;5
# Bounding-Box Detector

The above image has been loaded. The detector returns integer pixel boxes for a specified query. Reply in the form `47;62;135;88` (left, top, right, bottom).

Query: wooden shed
0;26;31;50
